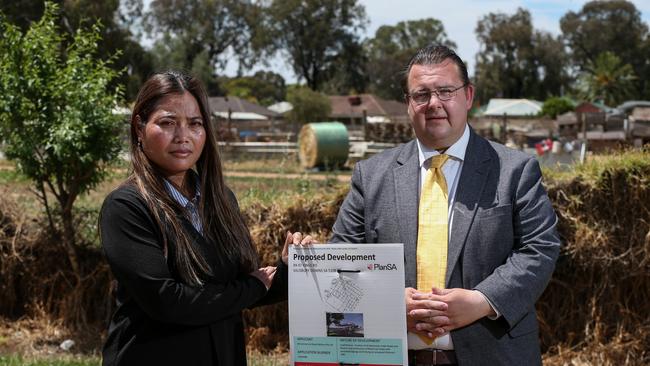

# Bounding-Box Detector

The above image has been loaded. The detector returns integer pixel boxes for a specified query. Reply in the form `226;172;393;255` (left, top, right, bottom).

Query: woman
100;71;306;365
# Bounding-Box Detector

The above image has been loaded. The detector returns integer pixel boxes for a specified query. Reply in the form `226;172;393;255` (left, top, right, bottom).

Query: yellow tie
416;154;449;344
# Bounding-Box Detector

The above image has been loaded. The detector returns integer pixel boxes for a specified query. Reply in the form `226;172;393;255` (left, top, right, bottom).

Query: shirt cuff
475;290;501;320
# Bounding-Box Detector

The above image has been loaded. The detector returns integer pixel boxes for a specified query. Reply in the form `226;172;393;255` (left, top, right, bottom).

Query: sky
237;0;650;84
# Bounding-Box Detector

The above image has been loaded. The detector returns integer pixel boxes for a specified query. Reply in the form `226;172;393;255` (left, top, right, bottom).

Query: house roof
575;101;613;114
615;100;650;113
557;111;578;125
267;101;293;114
213;111;268;120
329;94;407;119
482;98;542;117
208;96;280;118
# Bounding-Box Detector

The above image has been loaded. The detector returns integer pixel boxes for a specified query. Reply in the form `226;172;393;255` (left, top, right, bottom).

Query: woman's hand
282;231;316;265
250;266;277;290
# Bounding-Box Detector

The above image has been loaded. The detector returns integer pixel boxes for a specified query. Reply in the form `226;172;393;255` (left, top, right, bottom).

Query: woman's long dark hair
128;70;258;286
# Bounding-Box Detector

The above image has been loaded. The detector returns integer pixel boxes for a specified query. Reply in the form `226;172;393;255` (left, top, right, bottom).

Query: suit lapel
394;140;420;288
446;130;492;287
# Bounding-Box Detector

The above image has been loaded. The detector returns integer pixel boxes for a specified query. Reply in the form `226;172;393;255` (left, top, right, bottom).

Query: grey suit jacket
330;128;560;366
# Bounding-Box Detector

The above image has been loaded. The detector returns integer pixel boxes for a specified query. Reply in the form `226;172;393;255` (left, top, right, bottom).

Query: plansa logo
368;263;397;271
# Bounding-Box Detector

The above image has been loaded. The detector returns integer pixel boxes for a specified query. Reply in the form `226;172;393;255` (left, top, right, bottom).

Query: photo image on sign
326;312;364;338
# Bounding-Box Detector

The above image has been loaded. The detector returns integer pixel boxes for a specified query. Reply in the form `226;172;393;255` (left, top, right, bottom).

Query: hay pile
243;189;346;351
0;190;111;341
539;155;650;364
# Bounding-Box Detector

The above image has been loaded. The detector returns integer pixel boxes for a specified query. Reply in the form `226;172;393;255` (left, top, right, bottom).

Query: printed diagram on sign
323;276;363;312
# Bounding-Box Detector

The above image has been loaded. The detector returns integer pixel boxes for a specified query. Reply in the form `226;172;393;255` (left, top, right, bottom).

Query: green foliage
474;8;570;103
539;97;575;119
578;52;637;106
365;18;456;100
560;0;648;98
150;35;221;94
268;0;367;91
286;86;332;124
0;0;153;101
0;2;123;249
221;71;287;106
327;312;345;325
146;0;261;83
320;39;368;95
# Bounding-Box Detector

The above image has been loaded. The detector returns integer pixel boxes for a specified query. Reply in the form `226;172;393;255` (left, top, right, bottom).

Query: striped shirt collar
163;170;202;234
163;170;201;207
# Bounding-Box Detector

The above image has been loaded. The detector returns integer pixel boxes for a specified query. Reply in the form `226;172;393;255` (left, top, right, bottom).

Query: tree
0;0;153;101
145;0;262;80
539;97;575;119
641;37;650;98
578;52;637;106
221;71;287;106
365;18;456;100
474;8;570;104
0;3;123;280
286;86;332;124
268;0;367;91
149;34;222;94
560;0;648;97
327;313;344;325
320;38;369;95
532;31;572;100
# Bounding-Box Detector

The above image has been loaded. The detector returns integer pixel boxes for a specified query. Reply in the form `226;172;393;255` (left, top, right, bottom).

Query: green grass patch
543;149;650;185
0;355;100;366
0;352;287;366
0;166;29;185
247;351;290;365
223;155;304;174
226;175;346;208
222;154;352;177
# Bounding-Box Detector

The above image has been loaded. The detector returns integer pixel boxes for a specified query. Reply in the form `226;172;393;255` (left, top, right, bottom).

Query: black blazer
100;184;287;366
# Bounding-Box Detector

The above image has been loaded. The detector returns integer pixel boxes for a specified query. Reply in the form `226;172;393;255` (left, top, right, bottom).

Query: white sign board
289;243;407;366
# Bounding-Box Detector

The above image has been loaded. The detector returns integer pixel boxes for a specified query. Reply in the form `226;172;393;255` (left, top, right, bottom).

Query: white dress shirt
407;124;499;350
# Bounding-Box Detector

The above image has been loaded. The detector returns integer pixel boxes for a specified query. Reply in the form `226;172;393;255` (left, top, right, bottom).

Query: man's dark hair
402;44;470;92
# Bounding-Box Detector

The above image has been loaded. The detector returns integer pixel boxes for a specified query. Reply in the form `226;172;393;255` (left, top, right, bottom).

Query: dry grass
538;149;650;365
0;314;102;359
222;154;352;175
223;154;305;174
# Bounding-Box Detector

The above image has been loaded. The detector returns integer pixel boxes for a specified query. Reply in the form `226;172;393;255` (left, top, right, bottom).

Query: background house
471;98;554;147
328;94;409;141
208;96;282;140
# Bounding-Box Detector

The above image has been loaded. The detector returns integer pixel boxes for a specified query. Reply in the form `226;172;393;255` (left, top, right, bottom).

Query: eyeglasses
405;84;468;105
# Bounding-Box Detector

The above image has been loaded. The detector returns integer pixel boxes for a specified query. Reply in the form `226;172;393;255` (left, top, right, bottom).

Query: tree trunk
60;198;88;326
60;201;80;279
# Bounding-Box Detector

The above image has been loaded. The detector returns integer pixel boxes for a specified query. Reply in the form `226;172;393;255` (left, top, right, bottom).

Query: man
330;45;560;365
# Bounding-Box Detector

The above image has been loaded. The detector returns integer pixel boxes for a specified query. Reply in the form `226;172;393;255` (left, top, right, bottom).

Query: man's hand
411;288;496;336
405;287;449;338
